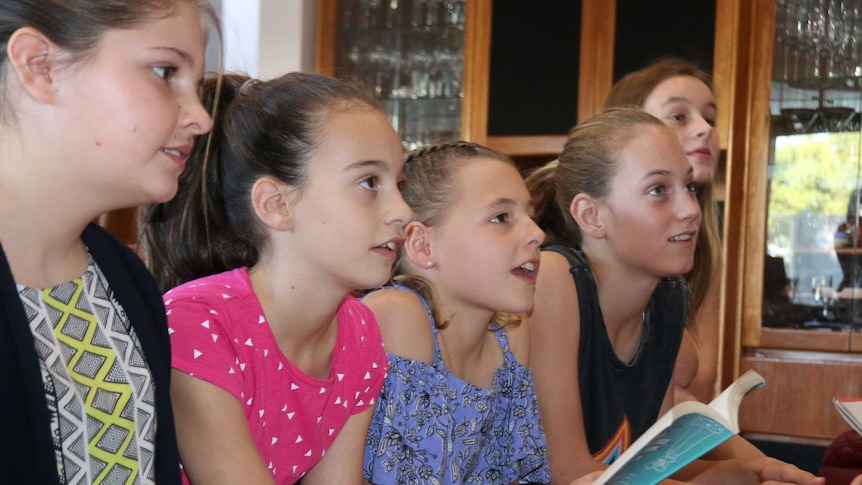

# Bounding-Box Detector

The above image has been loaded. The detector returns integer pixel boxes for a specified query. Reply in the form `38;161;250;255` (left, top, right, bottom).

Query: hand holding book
593;370;766;485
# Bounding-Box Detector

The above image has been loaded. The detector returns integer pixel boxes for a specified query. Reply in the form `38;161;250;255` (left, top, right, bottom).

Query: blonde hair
395;141;521;329
527;106;665;246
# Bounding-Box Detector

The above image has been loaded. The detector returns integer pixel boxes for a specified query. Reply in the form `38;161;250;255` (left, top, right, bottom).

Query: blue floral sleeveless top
363;287;551;484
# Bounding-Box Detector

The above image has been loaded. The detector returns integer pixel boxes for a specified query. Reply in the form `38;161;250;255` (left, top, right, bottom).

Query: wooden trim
461;0;492;145
851;331;862;352
739;353;862;439
314;0;338;75
713;0;735;152
717;0;753;388
485;135;566;157
739;0;776;350
758;327;851;353
577;0;615;123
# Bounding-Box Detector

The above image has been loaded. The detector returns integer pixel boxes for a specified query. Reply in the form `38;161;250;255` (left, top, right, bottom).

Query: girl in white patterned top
0;1;217;483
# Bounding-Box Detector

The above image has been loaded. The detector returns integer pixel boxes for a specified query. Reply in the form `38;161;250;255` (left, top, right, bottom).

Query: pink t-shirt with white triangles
165;267;387;484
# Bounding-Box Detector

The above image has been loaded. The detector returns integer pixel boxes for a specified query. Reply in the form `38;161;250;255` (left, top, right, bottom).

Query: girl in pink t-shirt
140;72;412;484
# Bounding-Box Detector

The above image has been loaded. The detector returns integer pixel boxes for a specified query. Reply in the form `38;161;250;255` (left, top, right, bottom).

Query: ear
570;193;607;239
251;176;293;231
6;27;57;104
403;221;433;268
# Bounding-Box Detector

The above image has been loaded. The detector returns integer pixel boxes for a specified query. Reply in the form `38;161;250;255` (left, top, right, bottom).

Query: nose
691;115;714;140
678;189;702;224
386;192;413;228
181;92;214;136
526;217;546;247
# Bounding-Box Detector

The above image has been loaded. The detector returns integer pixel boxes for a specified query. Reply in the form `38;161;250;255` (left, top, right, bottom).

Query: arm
529;252;606;483
677;456;824;485
171;370;276;485
674;267;721;404
301;406;375;485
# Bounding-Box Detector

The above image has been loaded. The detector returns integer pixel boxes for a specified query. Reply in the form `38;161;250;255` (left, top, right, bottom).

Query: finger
568;471;603;485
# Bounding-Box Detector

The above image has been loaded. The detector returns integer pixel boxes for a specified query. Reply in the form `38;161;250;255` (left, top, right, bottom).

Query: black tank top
546;245;687;464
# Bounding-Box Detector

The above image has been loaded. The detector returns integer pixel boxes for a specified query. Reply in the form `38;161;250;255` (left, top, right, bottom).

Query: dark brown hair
604;57;713;110
141;72;381;292
0;1;218;67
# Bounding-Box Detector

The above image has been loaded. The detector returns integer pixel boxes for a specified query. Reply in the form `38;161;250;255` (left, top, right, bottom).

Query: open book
833;397;862;435
594;369;766;485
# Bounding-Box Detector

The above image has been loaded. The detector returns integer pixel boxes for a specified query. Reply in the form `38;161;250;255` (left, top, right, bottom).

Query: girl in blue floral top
362;142;551;485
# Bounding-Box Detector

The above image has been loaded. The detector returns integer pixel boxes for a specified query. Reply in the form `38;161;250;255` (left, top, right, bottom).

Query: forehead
615;126;689;175
451;158;526;203
98;2;209;53
313;107;403;169
645;75;715;107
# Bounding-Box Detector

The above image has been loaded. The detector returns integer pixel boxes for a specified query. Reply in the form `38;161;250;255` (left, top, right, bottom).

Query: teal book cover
594;370;766;485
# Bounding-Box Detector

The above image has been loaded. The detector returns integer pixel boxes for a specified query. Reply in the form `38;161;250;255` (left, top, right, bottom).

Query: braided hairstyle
395;140;520;329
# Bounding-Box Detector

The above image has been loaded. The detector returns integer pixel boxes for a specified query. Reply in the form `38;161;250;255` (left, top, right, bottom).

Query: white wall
218;0;316;79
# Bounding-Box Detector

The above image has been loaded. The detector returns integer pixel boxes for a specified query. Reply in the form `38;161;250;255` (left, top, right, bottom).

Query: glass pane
486;1;581;136
764;0;862;331
613;0;715;82
334;0;465;150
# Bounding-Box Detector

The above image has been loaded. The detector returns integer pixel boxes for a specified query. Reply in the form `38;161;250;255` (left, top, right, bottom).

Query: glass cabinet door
763;0;862;333
333;0;466;150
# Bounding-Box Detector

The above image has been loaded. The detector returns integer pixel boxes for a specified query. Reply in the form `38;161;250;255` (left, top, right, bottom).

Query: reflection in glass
764;0;862;332
335;0;466;150
764;131;862;330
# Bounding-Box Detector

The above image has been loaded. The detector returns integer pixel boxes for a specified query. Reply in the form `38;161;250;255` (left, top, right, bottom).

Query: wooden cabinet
720;0;862;441
315;0;723;158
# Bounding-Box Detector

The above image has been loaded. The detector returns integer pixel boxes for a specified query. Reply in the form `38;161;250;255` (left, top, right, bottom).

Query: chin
360;270;392;291
502;294;534;315
145;181;180;205
692;164;716;186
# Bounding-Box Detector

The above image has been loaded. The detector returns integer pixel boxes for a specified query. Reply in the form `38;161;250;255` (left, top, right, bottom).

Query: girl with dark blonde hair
605;57;723;404
527;106;821;485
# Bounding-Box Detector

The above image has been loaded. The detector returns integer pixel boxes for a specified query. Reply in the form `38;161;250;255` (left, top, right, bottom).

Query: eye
153;65;178;81
669;113;686;122
648;185;666;196
359;176;379;191
491;213;510;223
686;182;699;193
705;117;717;127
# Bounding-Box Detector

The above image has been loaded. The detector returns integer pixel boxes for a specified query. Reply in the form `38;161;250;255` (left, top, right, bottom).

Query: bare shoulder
509;250;580;366
362;288;434;362
532;250;579;325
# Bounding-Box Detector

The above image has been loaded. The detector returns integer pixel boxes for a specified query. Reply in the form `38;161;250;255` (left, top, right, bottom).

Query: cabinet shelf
336;24;465;35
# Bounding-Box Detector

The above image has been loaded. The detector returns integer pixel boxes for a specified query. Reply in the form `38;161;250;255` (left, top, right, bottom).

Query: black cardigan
0;223;180;484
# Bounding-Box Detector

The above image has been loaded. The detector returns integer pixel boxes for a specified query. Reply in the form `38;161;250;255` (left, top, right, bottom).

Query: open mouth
373;240;402;261
162;148;183;158
670;234;694;242
513;260;537;279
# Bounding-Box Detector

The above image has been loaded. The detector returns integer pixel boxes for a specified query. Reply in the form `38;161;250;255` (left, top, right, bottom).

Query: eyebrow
663;96;718;111
483;197;531;212
641;166;694;180
642;169;672;180
346;159;390;173
150;47;196;68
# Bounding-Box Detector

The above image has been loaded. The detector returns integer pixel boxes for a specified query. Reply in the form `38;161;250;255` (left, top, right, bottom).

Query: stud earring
425;260;433;267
